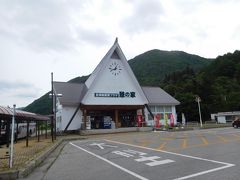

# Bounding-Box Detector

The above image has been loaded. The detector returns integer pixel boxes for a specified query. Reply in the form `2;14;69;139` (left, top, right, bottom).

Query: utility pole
196;96;203;127
49;72;62;141
51;72;54;142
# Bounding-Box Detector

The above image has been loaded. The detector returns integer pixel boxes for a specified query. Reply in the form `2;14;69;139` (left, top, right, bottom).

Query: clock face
109;61;122;76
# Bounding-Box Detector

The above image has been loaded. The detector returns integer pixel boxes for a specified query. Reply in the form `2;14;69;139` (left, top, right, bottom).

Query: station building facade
53;39;180;131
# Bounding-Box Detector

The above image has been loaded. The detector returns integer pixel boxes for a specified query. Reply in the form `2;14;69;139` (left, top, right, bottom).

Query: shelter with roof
53;39;180;131
0;106;50;146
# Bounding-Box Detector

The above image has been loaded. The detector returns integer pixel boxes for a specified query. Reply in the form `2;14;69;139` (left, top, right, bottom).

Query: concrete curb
18;136;87;178
18;139;62;178
80;127;152;135
0;170;18;180
0;136;86;180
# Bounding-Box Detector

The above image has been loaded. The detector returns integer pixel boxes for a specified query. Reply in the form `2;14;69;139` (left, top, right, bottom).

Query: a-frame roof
82;38;148;105
52;39;180;107
85;38;121;88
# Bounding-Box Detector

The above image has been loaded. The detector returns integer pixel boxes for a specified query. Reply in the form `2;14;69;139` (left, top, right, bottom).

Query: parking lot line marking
172;164;234;180
69;142;149;180
200;137;209;145
181;139;188;149
104;139;235;180
159;138;174;141
139;140;150;147
157;142;168;150
232;134;240;138
146;159;174;166
216;135;229;142
104;139;234;165
167;143;210;152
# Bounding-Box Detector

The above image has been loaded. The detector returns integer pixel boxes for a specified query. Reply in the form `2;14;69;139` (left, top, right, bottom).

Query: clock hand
110;66;117;72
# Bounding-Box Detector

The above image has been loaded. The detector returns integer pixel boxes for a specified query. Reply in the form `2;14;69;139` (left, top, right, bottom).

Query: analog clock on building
108;62;122;76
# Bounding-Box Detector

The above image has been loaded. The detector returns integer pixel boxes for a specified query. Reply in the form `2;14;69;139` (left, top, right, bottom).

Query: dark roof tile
53;82;88;106
142;86;180;105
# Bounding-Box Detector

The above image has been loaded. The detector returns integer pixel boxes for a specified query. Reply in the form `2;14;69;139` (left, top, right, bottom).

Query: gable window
111;50;120;59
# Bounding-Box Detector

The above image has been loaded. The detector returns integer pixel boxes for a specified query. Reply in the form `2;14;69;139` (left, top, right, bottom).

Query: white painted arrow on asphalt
89;142;118;149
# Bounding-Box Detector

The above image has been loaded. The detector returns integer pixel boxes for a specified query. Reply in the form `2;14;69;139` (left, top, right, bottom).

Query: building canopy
0;106;50;121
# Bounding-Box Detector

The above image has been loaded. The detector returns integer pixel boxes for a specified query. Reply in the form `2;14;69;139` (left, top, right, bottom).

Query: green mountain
24;49;211;115
128;49;211;86
162;50;240;122
24;92;52;115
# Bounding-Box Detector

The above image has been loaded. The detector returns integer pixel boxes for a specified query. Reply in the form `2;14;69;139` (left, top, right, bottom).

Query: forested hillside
129;50;211;86
162;50;240;122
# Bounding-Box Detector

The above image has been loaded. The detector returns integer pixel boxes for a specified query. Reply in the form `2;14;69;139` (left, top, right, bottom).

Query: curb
0;170;18;180
0;136;86;180
18;139;62;178
80;127;152;135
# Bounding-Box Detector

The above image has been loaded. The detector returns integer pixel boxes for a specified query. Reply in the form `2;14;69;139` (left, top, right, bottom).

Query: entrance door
88;110;114;129
119;110;136;127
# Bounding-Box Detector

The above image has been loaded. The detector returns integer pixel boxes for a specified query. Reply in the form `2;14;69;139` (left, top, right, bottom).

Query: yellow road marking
181;139;188;149
216;135;229;142
159;138;174;141
157;142;168;150
200;137;209;145
168;143;207;152
105;132;240;153
231;134;240;138
139;140;150;147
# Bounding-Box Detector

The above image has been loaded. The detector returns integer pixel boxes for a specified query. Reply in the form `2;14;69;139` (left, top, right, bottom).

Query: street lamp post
196;96;203;127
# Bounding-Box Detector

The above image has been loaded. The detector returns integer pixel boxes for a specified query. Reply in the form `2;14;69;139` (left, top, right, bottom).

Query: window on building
150;106;155;113
156;106;164;112
147;105;173;121
164;106;172;113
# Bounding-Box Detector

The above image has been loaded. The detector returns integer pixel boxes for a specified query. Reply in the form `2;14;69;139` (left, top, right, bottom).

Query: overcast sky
1;0;240;108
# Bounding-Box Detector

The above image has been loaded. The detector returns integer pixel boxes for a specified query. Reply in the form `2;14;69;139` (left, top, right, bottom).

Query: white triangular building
54;39;180;132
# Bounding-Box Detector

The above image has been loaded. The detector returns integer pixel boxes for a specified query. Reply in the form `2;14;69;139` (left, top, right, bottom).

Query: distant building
53;39;180;132
211;111;240;123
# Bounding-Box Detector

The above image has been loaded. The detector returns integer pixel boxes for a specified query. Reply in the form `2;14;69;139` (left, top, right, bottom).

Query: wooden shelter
0;106;50;147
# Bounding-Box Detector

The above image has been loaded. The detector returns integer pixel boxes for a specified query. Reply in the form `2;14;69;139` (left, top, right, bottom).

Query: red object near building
155;113;161;128
137;115;142;127
170;113;174;127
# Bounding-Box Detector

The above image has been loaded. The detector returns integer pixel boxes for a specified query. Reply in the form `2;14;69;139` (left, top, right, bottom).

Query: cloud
0;80;40;98
170;36;192;46
0;80;33;90
77;28;111;46
14;92;39;99
121;0;165;34
0;0;115;53
0;0;84;52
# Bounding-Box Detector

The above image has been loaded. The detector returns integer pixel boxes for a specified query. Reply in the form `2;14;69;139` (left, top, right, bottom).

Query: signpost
182;113;186;126
9;104;16;168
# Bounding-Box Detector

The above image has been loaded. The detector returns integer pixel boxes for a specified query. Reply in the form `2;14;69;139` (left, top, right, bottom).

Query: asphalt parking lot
23;127;240;180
